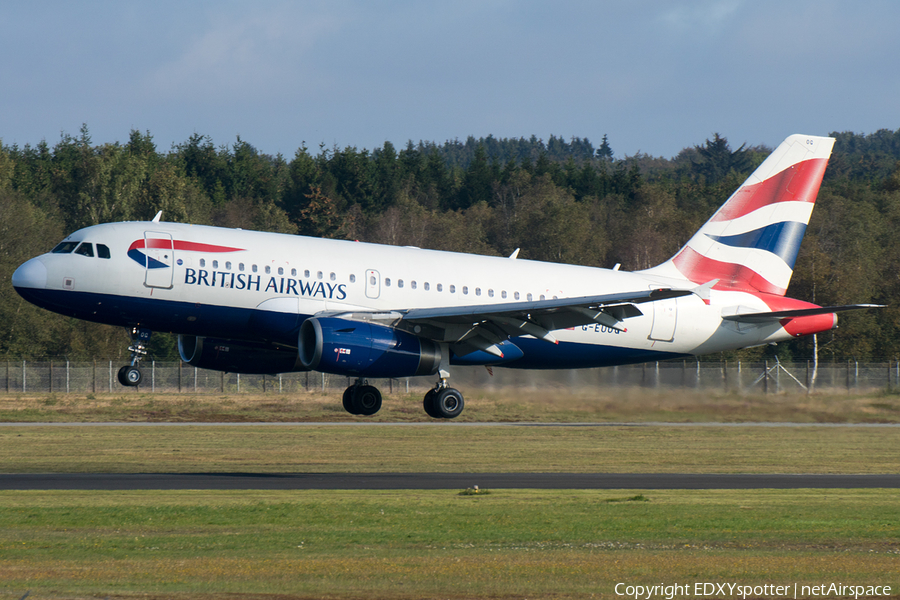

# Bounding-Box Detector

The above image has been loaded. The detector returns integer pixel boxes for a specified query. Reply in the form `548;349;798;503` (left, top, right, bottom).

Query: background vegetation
2;126;899;362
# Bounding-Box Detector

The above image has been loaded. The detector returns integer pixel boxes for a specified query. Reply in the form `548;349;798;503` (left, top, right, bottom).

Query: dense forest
2;125;899;363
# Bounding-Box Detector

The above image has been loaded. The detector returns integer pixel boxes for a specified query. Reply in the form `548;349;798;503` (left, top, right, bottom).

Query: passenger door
143;231;174;289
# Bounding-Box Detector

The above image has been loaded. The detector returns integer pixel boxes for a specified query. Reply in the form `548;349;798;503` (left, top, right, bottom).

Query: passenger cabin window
212;260;219;269
51;241;79;254
265;266;271;274
278;267;284;275
350;274;356;283
200;259;206;268
291;268;297;276
74;243;94;257
437;284;443;292
97;244;111;259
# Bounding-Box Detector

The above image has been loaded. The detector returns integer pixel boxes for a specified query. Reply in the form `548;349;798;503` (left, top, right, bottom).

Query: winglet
152;211;163;223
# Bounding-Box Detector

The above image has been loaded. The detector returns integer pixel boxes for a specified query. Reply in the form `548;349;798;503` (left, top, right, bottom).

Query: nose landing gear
117;327;152;387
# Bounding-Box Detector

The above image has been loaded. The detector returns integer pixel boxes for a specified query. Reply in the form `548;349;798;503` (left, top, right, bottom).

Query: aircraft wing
322;288;692;358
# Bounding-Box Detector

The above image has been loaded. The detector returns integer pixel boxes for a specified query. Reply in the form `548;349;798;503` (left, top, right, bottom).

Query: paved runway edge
2;473;899;490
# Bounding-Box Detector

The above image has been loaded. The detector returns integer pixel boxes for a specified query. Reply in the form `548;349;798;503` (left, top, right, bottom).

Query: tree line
2;125;899;363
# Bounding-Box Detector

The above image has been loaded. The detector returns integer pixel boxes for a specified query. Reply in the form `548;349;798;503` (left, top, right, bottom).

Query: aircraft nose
12;257;48;290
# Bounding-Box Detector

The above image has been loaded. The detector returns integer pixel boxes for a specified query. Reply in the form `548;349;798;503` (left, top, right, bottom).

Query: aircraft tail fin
644;134;835;296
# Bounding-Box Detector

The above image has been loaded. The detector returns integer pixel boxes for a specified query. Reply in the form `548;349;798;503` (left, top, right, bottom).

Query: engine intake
298;317;441;378
178;335;305;374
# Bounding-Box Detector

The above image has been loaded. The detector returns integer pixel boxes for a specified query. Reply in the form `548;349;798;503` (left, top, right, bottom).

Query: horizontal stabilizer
722;304;883;323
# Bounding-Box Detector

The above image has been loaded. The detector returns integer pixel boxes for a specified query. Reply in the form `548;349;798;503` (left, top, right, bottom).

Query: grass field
1;422;899;474
1;389;898;599
0;489;897;599
1;387;899;423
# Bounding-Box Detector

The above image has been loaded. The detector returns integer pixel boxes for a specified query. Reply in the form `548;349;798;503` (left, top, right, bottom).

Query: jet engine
298;317;441;378
178;335;305;374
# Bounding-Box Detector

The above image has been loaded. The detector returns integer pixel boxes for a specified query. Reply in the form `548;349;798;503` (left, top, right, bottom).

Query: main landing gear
423;381;465;419
340;375;465;419
342;379;383;416
117;327;151;387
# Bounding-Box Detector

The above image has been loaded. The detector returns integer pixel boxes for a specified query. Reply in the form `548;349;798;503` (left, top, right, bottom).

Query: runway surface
2;472;899;490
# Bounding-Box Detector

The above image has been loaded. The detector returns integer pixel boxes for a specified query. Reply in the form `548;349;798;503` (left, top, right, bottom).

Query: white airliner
12;134;877;418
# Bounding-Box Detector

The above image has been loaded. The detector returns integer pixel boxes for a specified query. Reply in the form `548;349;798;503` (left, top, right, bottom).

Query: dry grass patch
2;387;900;423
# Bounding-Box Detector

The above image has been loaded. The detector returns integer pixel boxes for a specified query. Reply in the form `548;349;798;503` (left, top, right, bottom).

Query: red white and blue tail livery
648;134;832;295
12;134;878;418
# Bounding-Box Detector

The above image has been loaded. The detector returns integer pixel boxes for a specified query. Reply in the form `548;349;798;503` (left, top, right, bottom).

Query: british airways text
184;268;348;299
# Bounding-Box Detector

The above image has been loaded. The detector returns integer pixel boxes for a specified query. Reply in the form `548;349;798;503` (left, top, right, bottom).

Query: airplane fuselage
13;220;824;371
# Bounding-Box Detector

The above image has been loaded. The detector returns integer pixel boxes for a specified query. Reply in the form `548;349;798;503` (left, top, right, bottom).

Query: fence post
178;362;182;393
151;360;156;392
764;361;769;394
49;360;53;393
92;360;97;395
237;373;241;393
22;360;26;393
109;361;113;393
695;360;700;390
66;360;70;394
723;361;728;393
846;360;851;394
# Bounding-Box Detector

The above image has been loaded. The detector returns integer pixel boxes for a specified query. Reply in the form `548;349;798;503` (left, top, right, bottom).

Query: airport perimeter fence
1;359;899;395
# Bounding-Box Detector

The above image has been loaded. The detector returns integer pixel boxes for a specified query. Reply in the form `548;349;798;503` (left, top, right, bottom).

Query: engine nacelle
178;335;306;374
298;317;441;378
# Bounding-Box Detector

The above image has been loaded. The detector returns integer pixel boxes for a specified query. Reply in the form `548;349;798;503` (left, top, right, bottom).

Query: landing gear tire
117;365;143;387
424;387;464;419
353;385;382;416
342;386;358;415
342;383;382;416
423;388;441;419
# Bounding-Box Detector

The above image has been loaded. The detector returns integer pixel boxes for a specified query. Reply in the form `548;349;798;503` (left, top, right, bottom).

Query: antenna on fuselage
151;211;162;223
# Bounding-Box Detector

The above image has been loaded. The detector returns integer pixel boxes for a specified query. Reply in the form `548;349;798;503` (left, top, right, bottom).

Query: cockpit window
51;241;79;254
97;244;111;259
74;242;94;257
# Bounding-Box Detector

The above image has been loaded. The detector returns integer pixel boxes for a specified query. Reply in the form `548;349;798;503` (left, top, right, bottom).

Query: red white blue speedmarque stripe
127;239;245;268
